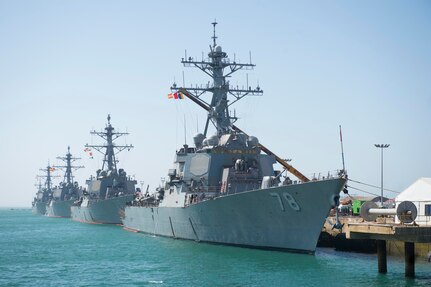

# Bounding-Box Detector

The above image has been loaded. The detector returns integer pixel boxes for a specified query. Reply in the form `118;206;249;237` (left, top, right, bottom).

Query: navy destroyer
71;115;137;224
32;164;57;215
123;22;347;253
46;147;84;218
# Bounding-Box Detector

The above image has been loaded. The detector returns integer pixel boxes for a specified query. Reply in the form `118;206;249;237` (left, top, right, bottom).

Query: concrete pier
346;223;431;278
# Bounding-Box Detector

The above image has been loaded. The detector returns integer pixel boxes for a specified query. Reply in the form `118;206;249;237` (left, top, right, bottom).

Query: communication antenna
182;71;185;87
246;74;249;89
211;20;218;47
184;114;187;145
339;125;348;194
339;125;346;172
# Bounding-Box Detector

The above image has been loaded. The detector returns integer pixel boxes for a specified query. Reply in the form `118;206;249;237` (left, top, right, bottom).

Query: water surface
1;208;429;286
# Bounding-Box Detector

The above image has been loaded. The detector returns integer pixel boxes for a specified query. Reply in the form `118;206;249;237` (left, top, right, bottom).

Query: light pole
375;144;390;207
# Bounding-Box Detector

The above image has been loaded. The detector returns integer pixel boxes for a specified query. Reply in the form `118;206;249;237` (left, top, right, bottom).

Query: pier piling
404;242;415;278
377;240;387;273
346;223;431;278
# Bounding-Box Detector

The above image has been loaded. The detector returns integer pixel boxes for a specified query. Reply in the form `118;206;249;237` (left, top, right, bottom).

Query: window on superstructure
425;204;431;216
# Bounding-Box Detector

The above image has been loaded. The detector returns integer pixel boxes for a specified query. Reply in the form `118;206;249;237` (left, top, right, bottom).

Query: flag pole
339;125;345;172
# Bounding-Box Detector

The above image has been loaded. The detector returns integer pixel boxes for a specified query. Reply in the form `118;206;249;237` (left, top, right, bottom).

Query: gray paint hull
46;199;74;218
71;195;134;224
32;202;47;215
123;178;345;253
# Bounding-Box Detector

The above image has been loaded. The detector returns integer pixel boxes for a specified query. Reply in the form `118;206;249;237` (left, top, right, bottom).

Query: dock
345;222;431;277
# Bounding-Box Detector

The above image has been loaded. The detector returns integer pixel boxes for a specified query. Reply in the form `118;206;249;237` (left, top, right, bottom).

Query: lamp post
375;144;390;207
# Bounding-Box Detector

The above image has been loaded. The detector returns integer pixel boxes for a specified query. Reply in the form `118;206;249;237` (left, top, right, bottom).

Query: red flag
167;92;184;100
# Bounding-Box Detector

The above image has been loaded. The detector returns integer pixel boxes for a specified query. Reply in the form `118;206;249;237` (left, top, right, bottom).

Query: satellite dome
247;136;259;147
207;135;219;146
215;45;222;52
193;133;205;143
193;133;205;148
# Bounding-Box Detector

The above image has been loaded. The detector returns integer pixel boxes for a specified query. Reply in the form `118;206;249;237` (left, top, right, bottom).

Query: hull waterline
123;178;345;253
71;194;134;224
46;199;75;218
32;202;47;215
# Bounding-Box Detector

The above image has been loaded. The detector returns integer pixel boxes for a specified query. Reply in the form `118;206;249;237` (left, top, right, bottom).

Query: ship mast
174;22;311;183
172;21;263;137
85;114;133;171
54;146;84;184
37;162;59;192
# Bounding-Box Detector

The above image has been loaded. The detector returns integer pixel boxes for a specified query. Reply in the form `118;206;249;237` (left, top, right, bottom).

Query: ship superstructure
32;163;57;215
123;22;346;253
71;115;137;224
46;146;84;218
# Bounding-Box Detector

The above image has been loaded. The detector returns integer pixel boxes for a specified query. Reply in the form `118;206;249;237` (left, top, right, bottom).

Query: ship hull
46;199;74;218
71;195;134;224
32;202;47;215
123;178;345;253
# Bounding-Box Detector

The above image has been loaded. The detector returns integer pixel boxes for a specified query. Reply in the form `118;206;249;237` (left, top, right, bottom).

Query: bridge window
425;204;431;216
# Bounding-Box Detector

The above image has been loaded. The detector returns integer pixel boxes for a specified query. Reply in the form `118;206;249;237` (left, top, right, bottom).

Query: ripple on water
1;209;430;287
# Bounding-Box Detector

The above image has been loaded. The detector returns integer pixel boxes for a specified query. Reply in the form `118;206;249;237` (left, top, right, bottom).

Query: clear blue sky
1;0;430;207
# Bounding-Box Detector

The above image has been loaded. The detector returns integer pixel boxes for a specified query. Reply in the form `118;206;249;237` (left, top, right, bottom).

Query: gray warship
46;147;84;218
32;164;56;215
71;115;137;224
122;22;347;254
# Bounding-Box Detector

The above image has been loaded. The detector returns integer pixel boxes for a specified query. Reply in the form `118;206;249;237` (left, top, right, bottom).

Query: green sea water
0;208;430;286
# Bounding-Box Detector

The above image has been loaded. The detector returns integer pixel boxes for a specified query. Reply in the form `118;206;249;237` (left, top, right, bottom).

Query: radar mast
37;162;59;192
173;22;310;182
54;146;84;184
85;115;133;171
172;21;263;137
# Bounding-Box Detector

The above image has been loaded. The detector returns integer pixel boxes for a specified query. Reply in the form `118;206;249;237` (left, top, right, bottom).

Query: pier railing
306;170;345;182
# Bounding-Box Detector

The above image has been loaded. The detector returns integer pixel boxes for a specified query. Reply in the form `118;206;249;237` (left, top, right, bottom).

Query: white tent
395;178;431;225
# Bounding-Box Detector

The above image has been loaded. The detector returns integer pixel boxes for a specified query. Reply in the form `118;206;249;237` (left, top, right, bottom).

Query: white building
395;178;431;225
